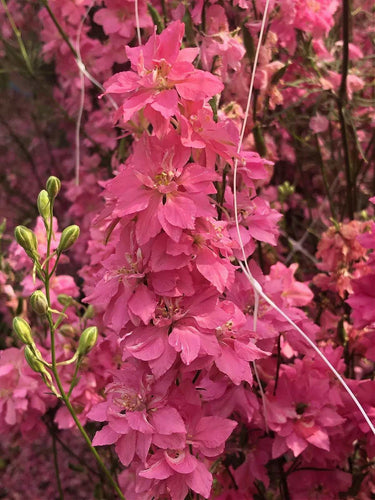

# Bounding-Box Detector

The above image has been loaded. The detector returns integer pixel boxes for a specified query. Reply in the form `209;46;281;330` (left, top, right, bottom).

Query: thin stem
42;203;125;500
52;433;64;500
1;0;34;75
315;135;337;220
338;0;354;218
67;360;81;398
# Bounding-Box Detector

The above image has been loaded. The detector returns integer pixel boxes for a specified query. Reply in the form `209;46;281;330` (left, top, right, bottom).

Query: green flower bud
46;176;61;200
59;324;76;337
14;225;39;259
37;190;51;223
24;345;46;374
13;317;34;345
57;225;80;254
78;326;98;357
83;304;95;320
30;290;49;316
57;294;74;307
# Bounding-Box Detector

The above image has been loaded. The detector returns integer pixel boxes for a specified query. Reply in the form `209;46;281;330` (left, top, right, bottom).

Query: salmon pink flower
106;132;218;245
103;20;223;126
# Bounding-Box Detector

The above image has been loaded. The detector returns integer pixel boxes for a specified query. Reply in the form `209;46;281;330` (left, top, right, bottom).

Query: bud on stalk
14;226;39;260
78;326;98;357
57;294;74;307
13;317;34;345
46;176;61;200
37;190;51;224
30;290;49;316
24;346;48;374
57;225;80;254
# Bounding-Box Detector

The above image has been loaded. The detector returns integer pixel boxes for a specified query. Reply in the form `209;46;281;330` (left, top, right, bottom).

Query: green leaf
147;4;164;34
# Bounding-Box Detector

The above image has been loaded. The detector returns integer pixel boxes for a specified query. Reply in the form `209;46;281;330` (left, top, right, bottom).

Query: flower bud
78;326;98;357
13;317;34;345
14;225;39;259
24;345;46;374
57;294;74;307
83;304;94;320
57;225;80;254
59;324;75;338
30;290;49;316
46;176;61;200
37;190;51;223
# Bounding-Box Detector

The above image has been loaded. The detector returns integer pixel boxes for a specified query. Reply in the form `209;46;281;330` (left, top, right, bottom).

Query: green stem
1;0;34;75
67;359;81;398
42;203;125;500
52;433;64;500
40;0;79;60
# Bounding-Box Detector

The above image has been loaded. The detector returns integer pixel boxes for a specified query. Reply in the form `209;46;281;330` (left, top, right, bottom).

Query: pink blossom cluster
0;0;375;498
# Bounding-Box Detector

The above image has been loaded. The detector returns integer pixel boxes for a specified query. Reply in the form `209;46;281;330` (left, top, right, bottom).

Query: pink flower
105;132;218;245
89;362;186;466
103;20;223;126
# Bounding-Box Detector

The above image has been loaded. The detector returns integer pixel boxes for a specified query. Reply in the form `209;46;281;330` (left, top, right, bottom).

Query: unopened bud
37;190;51;223
59;324;76;337
13;317;34;345
78;326;98;356
57;225;80;254
14;225;39;259
83;304;95;320
57;294;74;307
24;345;46;373
30;290;49;316
46;176;61;200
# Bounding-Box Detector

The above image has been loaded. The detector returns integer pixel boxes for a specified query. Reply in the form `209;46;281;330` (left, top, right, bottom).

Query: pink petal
151;89;178;118
215;345;253;385
194;417;237;448
115;432;136;466
164;449;197;474
169;325;201;365
185;461;212;498
128;284;157;324
92;425;118;446
151;407;186;435
140;455;173;480
125;326;165;361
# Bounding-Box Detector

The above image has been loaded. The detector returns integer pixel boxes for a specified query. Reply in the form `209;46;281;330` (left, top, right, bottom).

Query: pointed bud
37;190;51;223
30;290;49;316
57;294;74;307
46;176;61;200
57;225;80;254
24;345;46;374
83;304;94;320
13;317;34;345
59;324;75;338
78;326;98;357
14;225;39;259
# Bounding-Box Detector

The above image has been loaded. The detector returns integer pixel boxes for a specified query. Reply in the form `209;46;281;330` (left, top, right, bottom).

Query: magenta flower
106;132;218;245
89;362;186;466
103;20;223;125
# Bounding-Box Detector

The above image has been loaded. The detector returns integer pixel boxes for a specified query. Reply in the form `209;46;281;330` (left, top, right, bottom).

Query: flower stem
52;433;64;500
42;205;125;500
